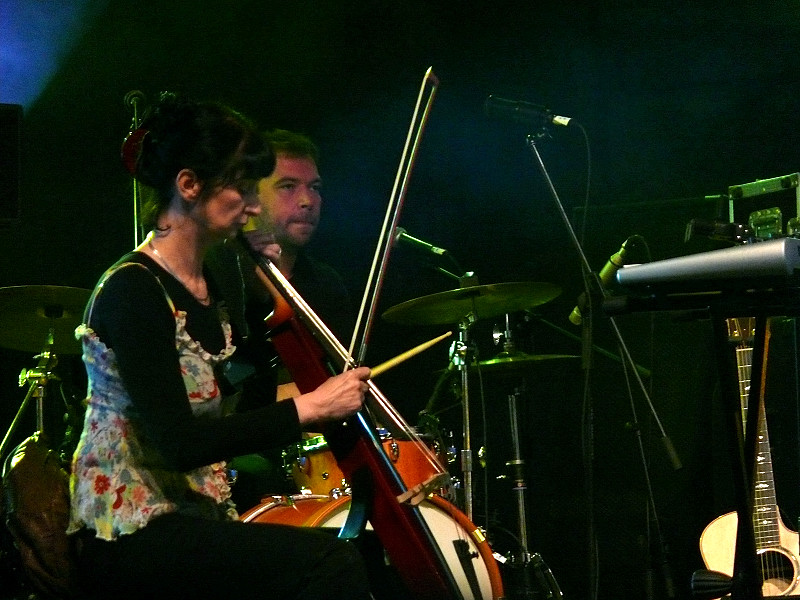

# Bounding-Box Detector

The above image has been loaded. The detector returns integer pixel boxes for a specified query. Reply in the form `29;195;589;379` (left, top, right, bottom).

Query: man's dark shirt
205;239;354;407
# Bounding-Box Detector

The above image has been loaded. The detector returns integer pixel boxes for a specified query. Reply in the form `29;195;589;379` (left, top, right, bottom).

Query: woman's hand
294;367;371;425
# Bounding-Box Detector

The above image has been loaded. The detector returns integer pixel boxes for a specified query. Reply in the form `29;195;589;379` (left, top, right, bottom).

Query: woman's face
199;180;262;240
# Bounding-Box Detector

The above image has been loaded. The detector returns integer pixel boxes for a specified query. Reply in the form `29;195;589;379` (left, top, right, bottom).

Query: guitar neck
735;331;781;549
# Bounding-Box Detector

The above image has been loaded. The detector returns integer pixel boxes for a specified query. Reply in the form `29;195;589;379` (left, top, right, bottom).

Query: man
240;129;354;342
207;129;355;510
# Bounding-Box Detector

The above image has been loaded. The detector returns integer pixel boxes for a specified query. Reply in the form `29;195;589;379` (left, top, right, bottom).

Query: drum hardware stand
503;427;565;600
454;314;478;522
0;330;59;462
520;312;668;598
491;317;563;600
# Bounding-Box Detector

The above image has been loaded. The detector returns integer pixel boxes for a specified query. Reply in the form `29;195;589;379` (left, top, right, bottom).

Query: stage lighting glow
1;0;108;109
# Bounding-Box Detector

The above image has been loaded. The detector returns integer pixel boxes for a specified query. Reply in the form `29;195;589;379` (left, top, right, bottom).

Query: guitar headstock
727;317;756;344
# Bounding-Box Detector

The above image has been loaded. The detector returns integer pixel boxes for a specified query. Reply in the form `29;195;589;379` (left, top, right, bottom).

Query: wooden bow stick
369;331;452;378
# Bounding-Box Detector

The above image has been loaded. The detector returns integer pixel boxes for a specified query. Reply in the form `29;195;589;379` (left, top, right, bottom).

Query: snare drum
241;493;504;599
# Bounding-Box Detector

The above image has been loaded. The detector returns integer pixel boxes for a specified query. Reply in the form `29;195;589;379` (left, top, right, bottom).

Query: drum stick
370;331;452;378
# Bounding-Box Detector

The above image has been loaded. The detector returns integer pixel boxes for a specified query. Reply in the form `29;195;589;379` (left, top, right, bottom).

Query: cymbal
382;282;561;325
0;285;91;355
475;352;579;373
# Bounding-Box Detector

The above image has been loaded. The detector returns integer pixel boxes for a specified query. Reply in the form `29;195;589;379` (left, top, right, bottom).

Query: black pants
75;512;372;599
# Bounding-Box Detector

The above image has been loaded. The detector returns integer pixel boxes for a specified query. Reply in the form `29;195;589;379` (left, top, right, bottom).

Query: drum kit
0;281;571;599
276;281;573;599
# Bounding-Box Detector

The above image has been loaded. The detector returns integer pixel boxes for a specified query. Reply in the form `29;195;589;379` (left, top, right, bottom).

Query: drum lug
388;440;400;461
330;483;350;499
298;456;309;474
226;468;238;486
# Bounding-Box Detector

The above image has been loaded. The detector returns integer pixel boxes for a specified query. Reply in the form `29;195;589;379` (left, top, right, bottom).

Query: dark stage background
3;2;800;599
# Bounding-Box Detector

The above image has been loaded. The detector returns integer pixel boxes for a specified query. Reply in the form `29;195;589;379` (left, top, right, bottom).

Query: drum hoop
241;494;504;599
425;495;505;599
303;495;351;527
299;435;328;453
239;494;331;523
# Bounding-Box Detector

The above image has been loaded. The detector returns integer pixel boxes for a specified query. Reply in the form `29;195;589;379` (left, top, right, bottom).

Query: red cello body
244;242;503;600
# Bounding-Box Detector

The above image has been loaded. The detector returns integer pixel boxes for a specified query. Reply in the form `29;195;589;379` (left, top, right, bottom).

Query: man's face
257;154;322;248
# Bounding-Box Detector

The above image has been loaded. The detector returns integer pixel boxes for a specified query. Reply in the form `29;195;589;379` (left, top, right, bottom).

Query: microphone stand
123;90;146;247
526;132;679;469
523;131;681;598
527;312;651;378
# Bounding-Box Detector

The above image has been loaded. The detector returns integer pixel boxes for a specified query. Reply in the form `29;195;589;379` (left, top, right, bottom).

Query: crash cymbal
475;351;579;373
382;282;561;325
0;285;91;355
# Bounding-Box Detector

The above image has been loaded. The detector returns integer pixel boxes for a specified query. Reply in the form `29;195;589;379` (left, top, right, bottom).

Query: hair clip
120;127;149;175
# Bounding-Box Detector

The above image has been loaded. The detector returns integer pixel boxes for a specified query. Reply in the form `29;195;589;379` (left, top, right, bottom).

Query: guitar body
700;511;800;596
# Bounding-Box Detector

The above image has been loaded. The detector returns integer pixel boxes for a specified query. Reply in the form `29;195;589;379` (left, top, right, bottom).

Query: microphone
569;236;634;326
394;227;448;256
485;94;573;127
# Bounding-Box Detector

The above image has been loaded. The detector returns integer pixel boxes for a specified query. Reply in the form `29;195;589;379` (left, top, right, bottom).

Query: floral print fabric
67;263;237;541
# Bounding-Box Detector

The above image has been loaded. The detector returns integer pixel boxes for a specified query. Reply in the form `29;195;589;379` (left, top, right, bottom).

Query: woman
67;92;372;599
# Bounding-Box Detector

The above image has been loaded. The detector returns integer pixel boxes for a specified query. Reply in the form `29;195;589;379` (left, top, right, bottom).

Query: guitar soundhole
759;548;797;595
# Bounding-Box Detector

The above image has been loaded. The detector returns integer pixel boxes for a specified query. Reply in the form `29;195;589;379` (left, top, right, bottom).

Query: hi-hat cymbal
0;285;91;355
475;351;579;373
382;282;561;325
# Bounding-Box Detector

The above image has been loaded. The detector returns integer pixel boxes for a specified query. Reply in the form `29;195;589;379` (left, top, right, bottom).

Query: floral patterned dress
67;262;237;541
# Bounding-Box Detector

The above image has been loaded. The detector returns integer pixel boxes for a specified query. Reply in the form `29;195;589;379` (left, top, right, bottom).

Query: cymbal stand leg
506;386;564;599
0;382;38;462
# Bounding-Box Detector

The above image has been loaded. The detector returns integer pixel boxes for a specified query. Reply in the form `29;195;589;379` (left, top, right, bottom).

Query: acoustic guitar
699;317;800;596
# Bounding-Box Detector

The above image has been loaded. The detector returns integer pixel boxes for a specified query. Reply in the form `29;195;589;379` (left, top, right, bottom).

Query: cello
237;68;504;600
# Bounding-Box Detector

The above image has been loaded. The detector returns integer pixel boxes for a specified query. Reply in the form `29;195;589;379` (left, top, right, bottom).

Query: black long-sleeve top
87;252;302;473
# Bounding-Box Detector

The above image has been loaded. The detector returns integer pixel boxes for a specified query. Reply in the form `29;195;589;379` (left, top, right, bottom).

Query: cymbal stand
505;385;563;599
506;385;531;578
454;314;478;521
0;330;59;462
492;317;563;599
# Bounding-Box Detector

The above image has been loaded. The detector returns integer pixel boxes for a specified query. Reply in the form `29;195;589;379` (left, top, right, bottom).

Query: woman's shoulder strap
84;258;176;323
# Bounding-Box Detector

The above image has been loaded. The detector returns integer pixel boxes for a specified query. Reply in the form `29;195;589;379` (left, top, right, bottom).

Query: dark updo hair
130;92;275;229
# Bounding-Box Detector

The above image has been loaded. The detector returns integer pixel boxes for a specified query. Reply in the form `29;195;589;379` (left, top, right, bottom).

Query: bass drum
241;494;504;600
